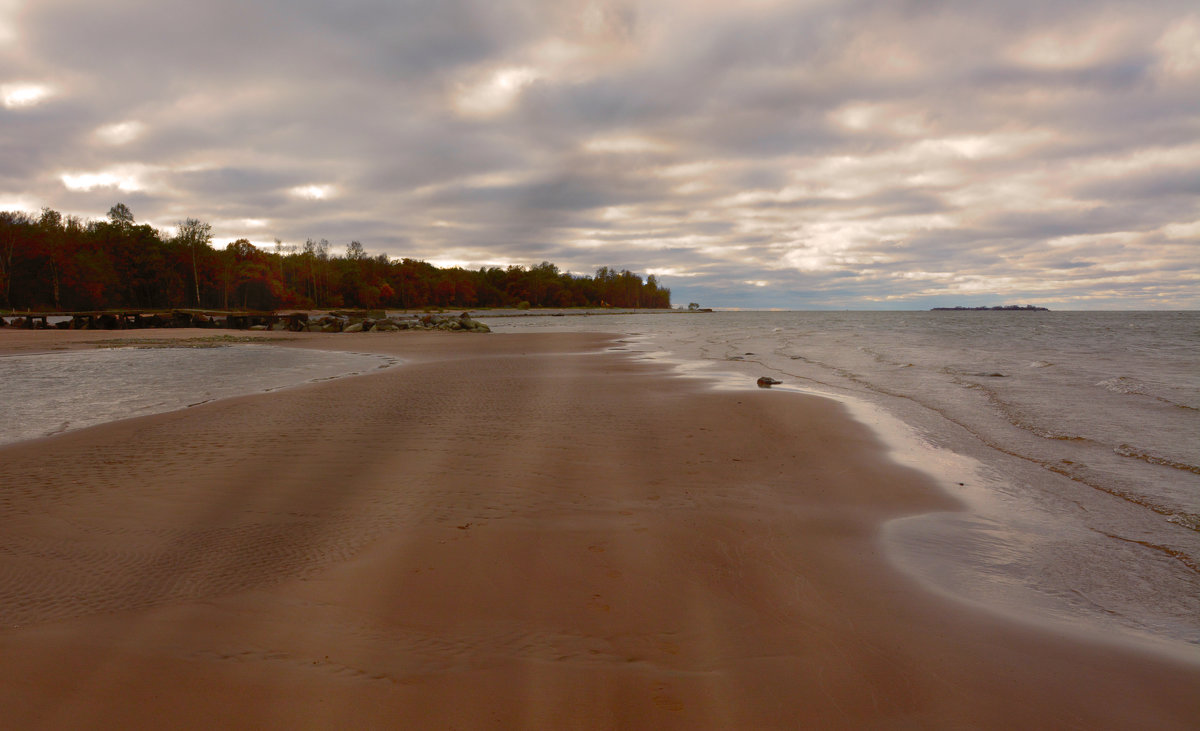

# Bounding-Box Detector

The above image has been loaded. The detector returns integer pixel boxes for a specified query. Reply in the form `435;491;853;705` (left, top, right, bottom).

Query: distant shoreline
931;305;1050;311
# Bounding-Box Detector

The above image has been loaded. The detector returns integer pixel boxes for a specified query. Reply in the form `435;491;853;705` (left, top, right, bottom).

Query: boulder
344;322;364;333
756;376;782;388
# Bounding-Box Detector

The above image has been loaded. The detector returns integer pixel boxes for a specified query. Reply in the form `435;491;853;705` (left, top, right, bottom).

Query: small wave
1028;361;1054;368
1115;445;1200;475
1101;532;1200;574
941;366;1008;378
1098;377;1199;411
1099;376;1145;395
956;380;1084;442
1168;514;1200;532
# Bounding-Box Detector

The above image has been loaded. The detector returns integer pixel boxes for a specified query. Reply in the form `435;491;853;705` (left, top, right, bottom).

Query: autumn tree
107;202;134;226
176;218;212;306
0;204;671;312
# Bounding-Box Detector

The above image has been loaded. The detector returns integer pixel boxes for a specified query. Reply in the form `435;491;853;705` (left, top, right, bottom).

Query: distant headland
931;305;1050;311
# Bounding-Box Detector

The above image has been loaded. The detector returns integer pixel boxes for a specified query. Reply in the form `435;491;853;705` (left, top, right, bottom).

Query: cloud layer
2;0;1197;308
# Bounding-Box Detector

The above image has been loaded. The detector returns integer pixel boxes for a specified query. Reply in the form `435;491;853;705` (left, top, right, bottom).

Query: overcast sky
2;0;1197;308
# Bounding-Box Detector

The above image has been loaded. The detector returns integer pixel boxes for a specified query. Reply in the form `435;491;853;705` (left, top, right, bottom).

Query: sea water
487;311;1200;655
0;345;398;446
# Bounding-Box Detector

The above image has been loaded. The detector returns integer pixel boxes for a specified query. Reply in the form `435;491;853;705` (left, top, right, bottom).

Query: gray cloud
2;0;1197;308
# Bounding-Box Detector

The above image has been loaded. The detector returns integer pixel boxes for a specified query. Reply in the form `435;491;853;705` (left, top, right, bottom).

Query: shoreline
615;352;1200;663
2;329;1199;728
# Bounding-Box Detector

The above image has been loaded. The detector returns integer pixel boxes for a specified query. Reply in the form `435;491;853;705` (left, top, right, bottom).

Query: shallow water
0;345;398;446
485;311;1200;654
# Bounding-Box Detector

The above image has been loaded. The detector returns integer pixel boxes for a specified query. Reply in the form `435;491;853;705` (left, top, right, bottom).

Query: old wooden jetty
0;309;318;331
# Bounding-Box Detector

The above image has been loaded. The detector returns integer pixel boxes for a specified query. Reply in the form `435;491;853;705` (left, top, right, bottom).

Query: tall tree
107;203;134;226
176;218;212;306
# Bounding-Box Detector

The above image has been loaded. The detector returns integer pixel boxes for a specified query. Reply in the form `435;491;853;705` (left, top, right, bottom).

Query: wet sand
1;329;1198;729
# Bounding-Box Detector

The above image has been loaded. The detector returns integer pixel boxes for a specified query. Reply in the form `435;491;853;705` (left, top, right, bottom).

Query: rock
344;322;364;333
249;324;268;331
757;376;782;388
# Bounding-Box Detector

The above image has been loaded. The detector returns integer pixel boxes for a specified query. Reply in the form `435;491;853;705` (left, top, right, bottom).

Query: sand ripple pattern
0;353;540;628
0;338;648;630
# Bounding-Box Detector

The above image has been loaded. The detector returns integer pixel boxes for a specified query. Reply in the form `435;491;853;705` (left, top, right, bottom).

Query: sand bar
1;329;1198;729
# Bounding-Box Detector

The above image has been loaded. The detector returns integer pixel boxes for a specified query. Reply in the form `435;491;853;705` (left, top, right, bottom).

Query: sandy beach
1;328;1197;729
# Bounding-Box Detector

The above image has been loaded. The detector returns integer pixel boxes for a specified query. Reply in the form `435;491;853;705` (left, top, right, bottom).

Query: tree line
0;204;671;312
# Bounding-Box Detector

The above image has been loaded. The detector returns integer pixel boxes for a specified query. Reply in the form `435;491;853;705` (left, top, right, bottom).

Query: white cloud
1156;16;1200;80
583;134;670;154
453;66;540;117
60;167;149;192
830;103;932;137
289;184;335;200
1;83;53;109
93;121;146;146
1007;16;1136;70
0;0;21;46
0;194;36;213
1161;220;1200;239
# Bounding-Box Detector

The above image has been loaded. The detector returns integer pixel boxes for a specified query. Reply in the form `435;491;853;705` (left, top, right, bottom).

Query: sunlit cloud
453;66;540;117
212;217;271;237
93;121;146;146
582;134;671;154
0;195;36;213
1;83;53;109
0;0;21;46
1161;220;1200;239
60;167;149;192
1155;16;1200;80
425;257;478;270
830;103;932;137
645;267;698;278
289;184;335;200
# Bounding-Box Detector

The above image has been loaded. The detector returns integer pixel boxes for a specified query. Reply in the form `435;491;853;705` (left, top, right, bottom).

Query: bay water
0;344;398;446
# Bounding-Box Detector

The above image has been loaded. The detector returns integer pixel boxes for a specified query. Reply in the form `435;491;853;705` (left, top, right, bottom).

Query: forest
0;204;671;312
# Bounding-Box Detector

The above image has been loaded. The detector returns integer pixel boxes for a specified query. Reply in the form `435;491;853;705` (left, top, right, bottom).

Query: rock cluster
286;311;491;334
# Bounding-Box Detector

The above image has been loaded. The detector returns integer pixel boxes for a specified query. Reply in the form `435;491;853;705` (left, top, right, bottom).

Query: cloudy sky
2;0;1197;309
